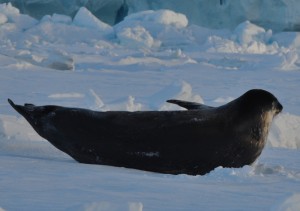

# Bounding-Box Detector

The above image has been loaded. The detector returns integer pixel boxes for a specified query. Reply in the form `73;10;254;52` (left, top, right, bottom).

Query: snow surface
0;4;300;211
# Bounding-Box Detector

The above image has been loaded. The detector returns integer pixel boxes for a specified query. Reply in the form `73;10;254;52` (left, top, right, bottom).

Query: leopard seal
8;89;282;175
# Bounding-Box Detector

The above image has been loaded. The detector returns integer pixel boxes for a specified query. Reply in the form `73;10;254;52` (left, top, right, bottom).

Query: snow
277;194;300;211
0;4;300;211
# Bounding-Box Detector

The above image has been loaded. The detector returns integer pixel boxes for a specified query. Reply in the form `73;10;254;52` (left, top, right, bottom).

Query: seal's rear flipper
8;98;39;123
8;98;35;110
166;99;214;110
7;98;15;108
8;98;24;114
8;99;58;122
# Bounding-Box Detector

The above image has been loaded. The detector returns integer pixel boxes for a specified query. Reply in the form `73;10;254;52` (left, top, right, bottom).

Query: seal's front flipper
166;99;214;110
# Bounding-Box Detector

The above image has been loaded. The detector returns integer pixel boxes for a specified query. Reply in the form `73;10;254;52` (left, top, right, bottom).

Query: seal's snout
278;102;283;112
275;101;283;115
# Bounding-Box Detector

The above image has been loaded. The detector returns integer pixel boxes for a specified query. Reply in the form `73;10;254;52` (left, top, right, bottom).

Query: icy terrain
2;0;300;31
0;3;300;211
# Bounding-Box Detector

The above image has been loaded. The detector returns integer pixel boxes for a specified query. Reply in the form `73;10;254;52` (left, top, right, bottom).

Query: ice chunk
87;89;109;111
43;51;74;70
105;96;143;111
13;49;74;71
272;32;300;49
124;9;187;28
200;21;280;54
73;7;113;33
0;3;37;30
233;21;271;45
41;14;72;24
116;26;155;48
23;13;110;45
0;13;7;25
126;96;142;112
280;50;300;71
0;2;19;18
115;10;189;48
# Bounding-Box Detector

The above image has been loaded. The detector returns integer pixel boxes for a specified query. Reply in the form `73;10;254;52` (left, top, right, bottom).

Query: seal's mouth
275;102;283;115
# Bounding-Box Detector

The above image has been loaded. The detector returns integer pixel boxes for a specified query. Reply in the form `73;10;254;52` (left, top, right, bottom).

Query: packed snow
0;3;300;211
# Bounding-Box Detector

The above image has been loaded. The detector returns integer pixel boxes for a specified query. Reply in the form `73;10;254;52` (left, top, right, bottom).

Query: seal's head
243;89;283;115
239;89;283;118
234;89;283;151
